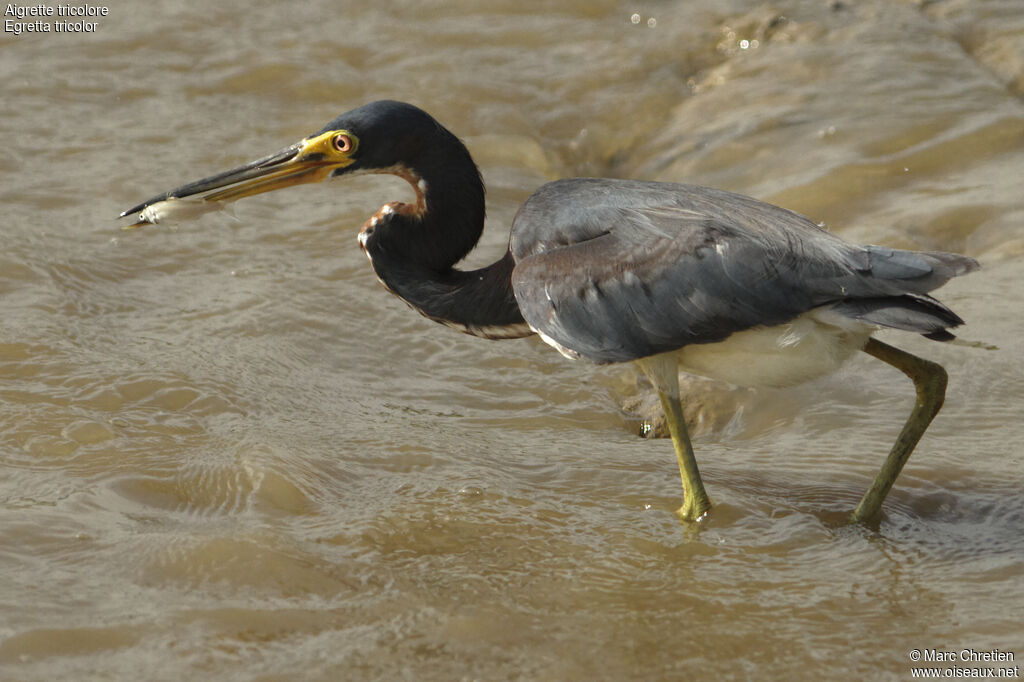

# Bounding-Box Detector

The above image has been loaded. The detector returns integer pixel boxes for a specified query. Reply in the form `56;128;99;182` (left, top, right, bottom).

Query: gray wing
509;178;977;364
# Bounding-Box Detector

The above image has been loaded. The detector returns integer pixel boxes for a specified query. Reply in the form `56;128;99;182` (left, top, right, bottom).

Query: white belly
674;309;874;388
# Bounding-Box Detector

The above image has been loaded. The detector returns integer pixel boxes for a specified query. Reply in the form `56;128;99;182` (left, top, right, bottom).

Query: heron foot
675;493;712;522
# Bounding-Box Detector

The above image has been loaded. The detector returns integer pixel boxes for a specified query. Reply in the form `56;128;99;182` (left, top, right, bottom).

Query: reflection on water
2;0;1023;679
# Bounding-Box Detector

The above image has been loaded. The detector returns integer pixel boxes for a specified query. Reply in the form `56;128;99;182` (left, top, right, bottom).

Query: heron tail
829;294;965;340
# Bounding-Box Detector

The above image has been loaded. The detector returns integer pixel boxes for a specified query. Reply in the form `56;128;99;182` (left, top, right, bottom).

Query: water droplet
630;13;641;24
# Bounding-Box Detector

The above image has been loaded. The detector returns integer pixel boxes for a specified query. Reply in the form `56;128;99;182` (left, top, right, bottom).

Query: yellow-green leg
657;390;712;521
636;354;712;521
850;338;948;524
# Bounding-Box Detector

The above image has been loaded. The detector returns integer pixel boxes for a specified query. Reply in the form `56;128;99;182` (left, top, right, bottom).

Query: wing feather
509;178;977;364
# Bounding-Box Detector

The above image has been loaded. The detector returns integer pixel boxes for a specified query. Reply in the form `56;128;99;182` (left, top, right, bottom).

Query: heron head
119;100;446;227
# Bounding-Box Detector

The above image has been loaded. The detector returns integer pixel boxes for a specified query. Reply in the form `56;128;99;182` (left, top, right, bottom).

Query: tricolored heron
121;100;978;523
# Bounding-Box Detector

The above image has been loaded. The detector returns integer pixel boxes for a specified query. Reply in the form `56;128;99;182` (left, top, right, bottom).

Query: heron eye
332;134;353;153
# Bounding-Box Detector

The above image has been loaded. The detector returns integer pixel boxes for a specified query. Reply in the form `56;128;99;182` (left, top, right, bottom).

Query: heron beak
119;129;358;227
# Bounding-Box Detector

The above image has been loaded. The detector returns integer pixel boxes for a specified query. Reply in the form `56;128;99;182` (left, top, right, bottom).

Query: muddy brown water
1;1;1023;680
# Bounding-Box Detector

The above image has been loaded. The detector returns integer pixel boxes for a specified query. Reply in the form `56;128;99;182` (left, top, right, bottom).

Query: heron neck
360;160;531;338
